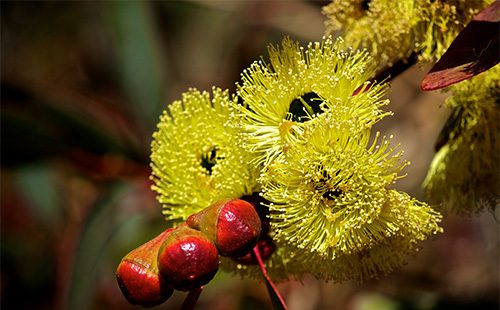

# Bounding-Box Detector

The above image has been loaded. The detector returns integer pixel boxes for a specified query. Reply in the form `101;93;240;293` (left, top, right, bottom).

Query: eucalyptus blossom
150;88;259;222
234;36;390;167
323;0;493;66
423;66;500;214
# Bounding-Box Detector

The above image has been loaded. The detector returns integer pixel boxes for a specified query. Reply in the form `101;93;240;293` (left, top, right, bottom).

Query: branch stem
253;246;288;310
180;286;204;310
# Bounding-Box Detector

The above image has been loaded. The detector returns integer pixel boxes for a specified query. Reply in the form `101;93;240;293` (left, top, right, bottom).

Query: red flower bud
116;229;174;307
157;226;219;291
187;199;262;257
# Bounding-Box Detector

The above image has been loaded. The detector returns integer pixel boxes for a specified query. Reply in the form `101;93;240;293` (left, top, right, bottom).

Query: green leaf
1;83;147;167
104;1;167;133
14;163;61;228
65;182;150;310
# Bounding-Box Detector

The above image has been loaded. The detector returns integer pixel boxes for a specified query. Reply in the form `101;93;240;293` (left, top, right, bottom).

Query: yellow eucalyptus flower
260;114;442;264
423;66;500;214
323;0;493;66
235;36;390;167
323;0;415;67
222;117;442;282
299;190;443;283
150;87;259;221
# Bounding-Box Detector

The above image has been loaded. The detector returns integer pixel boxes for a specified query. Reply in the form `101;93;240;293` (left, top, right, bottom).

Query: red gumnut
116;229;174;307
157;226;219;291
186;199;262;258
233;235;276;265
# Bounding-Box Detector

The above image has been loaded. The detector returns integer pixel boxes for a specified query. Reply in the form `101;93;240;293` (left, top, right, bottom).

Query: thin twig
253;246;288;310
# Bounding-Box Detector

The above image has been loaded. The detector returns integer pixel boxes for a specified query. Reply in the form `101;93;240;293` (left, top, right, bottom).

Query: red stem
180;286;204;310
253;246;288;310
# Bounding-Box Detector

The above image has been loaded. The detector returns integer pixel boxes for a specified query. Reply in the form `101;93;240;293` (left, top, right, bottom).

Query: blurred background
1;1;498;309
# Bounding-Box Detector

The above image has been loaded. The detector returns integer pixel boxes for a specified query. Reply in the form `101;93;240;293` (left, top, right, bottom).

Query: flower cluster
423;65;500;214
323;0;493;67
150;36;442;283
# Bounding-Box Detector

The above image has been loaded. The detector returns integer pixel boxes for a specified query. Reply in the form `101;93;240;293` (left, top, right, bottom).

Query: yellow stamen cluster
235;36;390;167
324;0;414;67
258;115;442;281
423;66;500;214
150;88;259;221
323;0;493;67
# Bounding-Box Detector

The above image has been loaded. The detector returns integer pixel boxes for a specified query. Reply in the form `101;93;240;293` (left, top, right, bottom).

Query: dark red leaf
421;1;500;91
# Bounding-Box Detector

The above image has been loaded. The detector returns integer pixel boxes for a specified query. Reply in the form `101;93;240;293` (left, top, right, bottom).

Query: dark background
1;1;498;309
